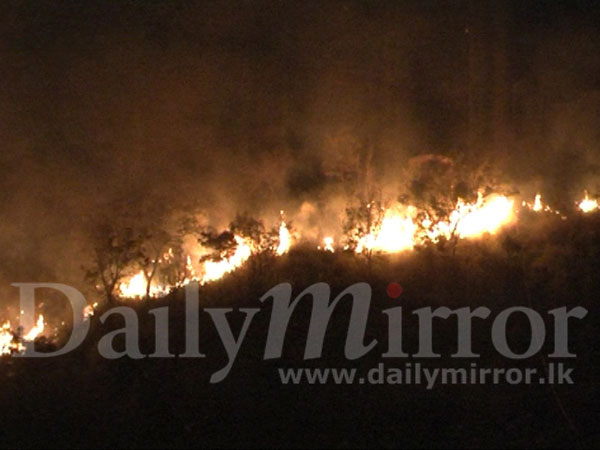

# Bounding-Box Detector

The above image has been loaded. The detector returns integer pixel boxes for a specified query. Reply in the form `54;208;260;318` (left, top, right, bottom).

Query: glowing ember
578;193;598;213
83;302;98;320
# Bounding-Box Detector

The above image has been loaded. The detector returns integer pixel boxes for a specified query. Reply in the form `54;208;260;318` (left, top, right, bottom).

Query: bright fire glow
356;206;418;254
23;314;45;341
201;236;253;283
109;190;599;303
118;232;265;298
0;314;45;356
119;271;147;298
452;194;515;238
276;220;291;255
428;194;515;241
9;188;600;348
323;237;335;252
354;194;515;254
578;193;598;213
119;271;171;299
0;321;18;355
522;194;561;215
83;302;98;320
533;194;543;212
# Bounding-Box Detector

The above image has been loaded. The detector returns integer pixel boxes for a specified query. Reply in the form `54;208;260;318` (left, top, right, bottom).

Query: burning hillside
2;163;598;354
98;190;598;304
1;1;600;448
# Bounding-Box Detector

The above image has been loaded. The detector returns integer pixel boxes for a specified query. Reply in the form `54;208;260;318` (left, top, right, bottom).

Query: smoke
0;0;599;310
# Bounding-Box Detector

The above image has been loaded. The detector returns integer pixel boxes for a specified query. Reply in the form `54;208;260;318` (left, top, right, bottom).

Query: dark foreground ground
1;213;599;449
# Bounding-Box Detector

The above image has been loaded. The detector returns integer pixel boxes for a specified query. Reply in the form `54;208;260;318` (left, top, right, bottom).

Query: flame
201;235;253;283
197;216;289;284
522;194;562;215
184;255;197;282
118;232;262;296
119;271;146;298
1;314;45;355
276;220;291;255
578;193;598;213
0;321;19;355
11;187;600;344
107;193;516;298
355;206;418;254
352;194;515;254
119;271;170;299
425;194;513;241
83;302;98;320
452;194;515;238
323;237;335;252
23;314;45;341
87;189;600;308
533;194;543;212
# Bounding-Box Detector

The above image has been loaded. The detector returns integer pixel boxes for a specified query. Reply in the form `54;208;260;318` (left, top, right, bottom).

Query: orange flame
276;220;291;255
352;194;515;255
578;193;598;213
322;236;335;252
0;314;45;355
118;271;171;299
201;235;253;283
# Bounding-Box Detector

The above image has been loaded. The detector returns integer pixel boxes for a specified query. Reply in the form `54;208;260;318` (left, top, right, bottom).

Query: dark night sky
0;0;599;302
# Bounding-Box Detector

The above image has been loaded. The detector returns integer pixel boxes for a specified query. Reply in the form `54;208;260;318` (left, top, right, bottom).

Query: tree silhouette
137;228;174;301
400;154;499;253
86;224;142;305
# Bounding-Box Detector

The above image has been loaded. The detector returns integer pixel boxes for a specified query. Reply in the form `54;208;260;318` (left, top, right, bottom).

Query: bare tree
86;224;141;305
343;194;385;260
137;228;174;301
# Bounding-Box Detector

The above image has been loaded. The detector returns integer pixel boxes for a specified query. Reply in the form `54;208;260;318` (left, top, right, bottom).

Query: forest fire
0;314;45;355
2;2;599;447
449;194;515;239
104;189;600;301
4;187;591;349
116;219;292;299
352;193;515;255
354;205;418;254
201;235;254;284
118;271;171;299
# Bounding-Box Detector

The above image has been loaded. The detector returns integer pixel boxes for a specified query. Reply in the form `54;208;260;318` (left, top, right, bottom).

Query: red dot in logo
387;282;403;299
